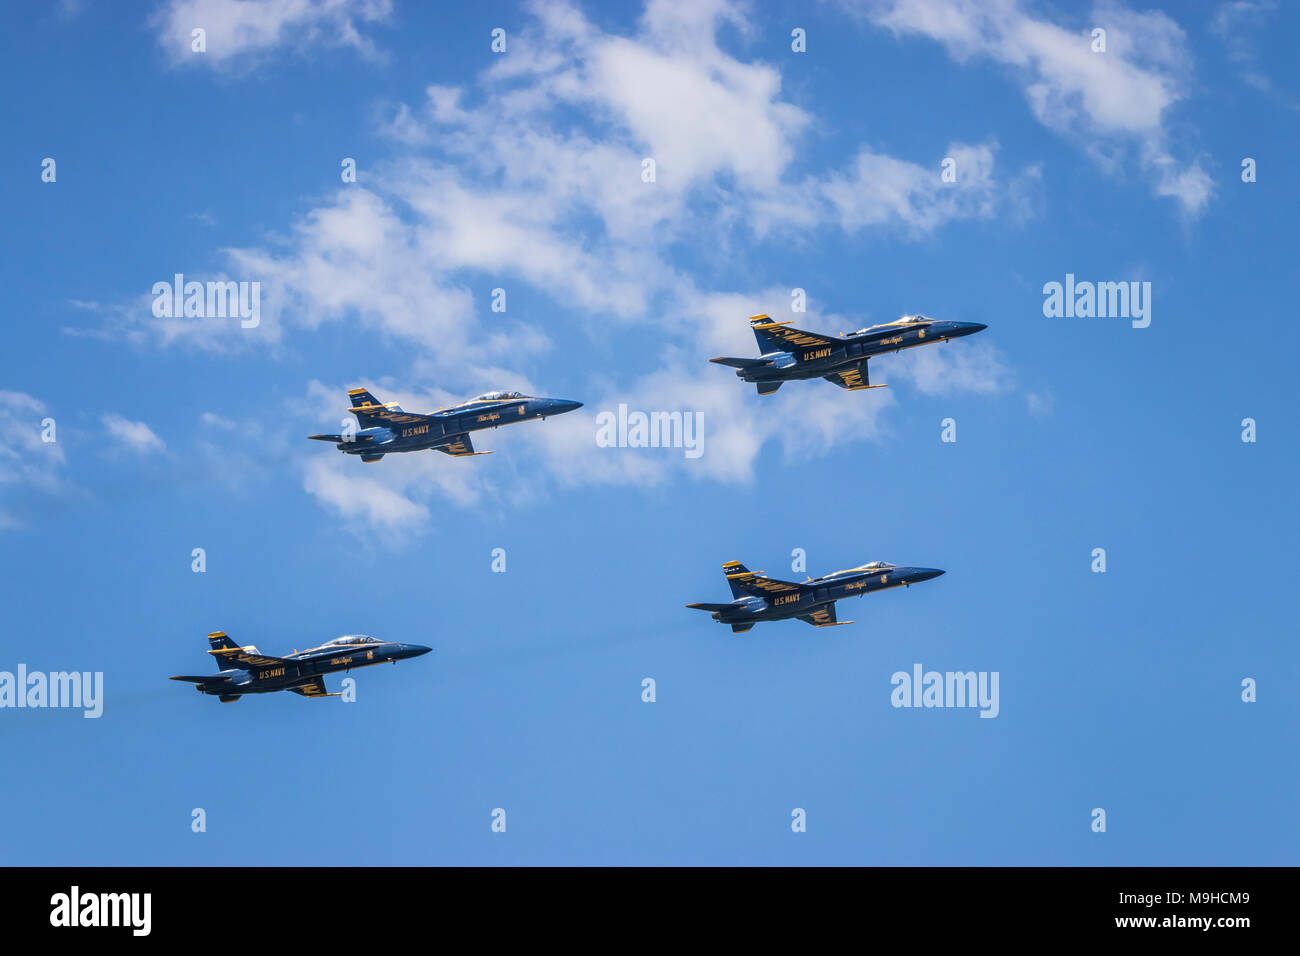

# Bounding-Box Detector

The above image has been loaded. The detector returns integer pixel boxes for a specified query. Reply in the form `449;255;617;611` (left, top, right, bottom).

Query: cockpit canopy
812;562;895;581
851;314;933;335
324;635;382;646
472;390;528;402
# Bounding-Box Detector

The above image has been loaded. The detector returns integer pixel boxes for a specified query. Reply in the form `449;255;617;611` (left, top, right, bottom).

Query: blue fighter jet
170;632;431;702
688;559;944;633
310;387;583;462
710;313;987;395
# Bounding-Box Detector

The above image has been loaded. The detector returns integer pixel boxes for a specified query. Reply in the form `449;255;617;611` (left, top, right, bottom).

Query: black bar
1;866;1284;941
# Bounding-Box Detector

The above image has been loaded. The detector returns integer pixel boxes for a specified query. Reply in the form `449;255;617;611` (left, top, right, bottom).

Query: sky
1;0;1297;865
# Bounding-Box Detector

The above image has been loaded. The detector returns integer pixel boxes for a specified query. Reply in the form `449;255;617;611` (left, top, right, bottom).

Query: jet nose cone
406;644;433;658
963;322;988;335
913;568;945;582
553;399;583;414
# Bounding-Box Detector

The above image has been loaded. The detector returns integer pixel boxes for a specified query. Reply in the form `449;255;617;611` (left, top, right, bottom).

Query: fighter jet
687;559;944;633
170;631;431;702
309;387;583;462
710;313;987;395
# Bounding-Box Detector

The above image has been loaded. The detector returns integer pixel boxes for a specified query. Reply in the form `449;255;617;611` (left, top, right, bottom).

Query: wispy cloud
0;392;67;530
1026;390;1054;417
124;0;1019;536
1210;1;1295;105
102;414;166;453
199;412;237;430
846;0;1213;213
150;0;392;70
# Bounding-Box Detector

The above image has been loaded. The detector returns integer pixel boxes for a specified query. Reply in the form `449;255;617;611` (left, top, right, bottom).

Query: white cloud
0;392;67;530
297;380;507;540
102;414;166;453
1026;390;1054;417
294;370;895;534
151;0;392;69
755;141;1036;238
302;456;430;536
1210;1;1294;103
850;0;1214;213
167;0;1022;367
126;0;1019;534
890;338;1012;396
290;292;1014;535
199;411;238;429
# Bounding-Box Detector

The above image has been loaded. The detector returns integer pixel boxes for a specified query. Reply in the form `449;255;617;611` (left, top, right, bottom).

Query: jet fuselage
710;565;945;627
172;634;431;701
739;319;987;386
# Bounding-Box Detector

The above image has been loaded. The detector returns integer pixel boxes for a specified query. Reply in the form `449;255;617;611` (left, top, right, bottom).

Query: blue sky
1;0;1297;865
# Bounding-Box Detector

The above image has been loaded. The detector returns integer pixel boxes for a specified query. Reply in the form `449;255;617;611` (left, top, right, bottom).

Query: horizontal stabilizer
730;623;754;634
709;356;772;369
756;381;782;396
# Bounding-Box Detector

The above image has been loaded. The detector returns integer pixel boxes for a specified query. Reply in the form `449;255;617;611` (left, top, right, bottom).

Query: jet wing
207;647;293;669
433;433;492;457
823;362;884;391
725;566;802;595
798;605;852;627
289;677;340;698
347;403;434;426
751;319;838;349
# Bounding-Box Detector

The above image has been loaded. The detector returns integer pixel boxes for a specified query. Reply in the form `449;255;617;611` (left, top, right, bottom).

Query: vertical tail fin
749;314;791;353
207;631;238;652
347;387;401;428
206;631;258;670
722;560;752;599
348;387;382;409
